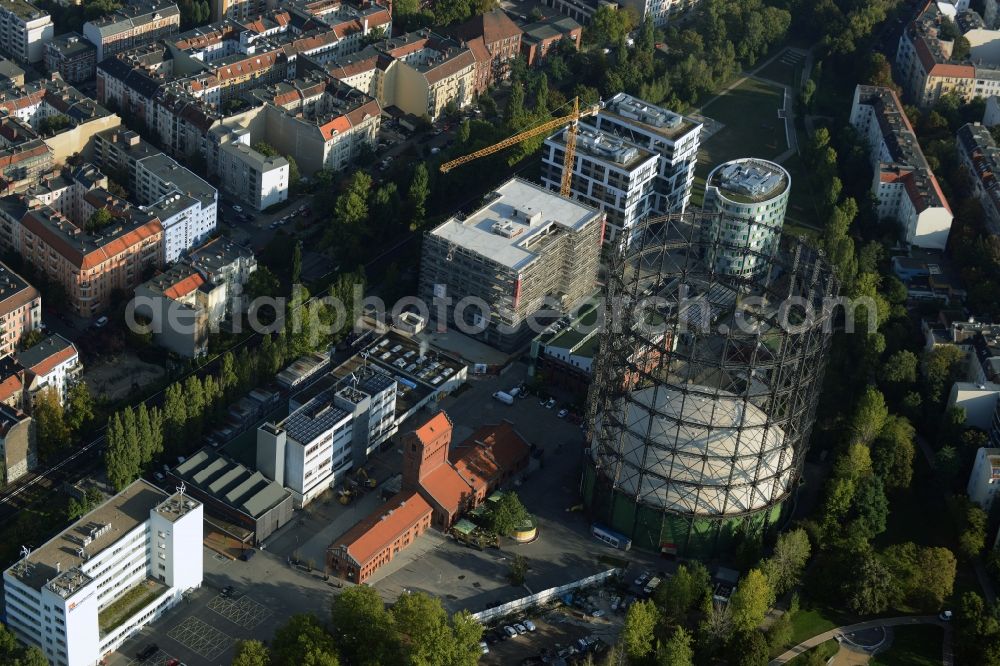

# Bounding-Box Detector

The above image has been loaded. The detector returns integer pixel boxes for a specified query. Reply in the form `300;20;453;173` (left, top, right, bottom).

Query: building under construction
583;213;837;557
419;177;603;351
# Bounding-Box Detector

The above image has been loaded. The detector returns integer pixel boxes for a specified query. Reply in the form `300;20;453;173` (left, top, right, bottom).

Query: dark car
221;585;236;597
136;644;159;661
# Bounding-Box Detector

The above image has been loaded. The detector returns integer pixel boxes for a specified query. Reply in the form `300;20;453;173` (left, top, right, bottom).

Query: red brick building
451;9;522;93
520;15;581;67
326;489;432;584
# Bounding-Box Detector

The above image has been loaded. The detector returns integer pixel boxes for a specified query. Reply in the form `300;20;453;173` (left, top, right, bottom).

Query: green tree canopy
729;569;773;633
621;599;659;661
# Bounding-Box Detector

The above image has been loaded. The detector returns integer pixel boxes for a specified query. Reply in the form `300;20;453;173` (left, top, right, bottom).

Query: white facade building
541;123;658;247
850;85;953;250
2;480;202;666
617;0;701;27
15;333;81;405
135;155;217;262
215;130;288;211
0;0;53;64
985;96;1000;127
702;158;790;278
593;92;702;215
968;447;1000;510
257;369;397;507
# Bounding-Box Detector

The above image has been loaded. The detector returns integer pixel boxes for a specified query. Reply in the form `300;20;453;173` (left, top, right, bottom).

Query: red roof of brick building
331;490;431;566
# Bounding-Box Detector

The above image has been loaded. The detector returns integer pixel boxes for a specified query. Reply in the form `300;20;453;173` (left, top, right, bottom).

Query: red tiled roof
25;345;77;379
414;411;452;447
332;490;432;565
452;9;522;47
419;463;473;515
20;212;163;270
163;272;205;300
929;63;974;78
319;115;351;140
0;374;21;403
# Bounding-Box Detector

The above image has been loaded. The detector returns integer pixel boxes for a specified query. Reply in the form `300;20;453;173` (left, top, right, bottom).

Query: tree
850;386;889;445
330;585;397;666
880;350;918;386
657;626;693;666
923;345;965;403
727;629;769;666
488;492;531;536
136;403;154;466
765;611;793;653
763;528;811;595
33;387;70;461
390;591;481;666
699;600;734;645
407;163;430;230
848;475;889;540
958;499;988;559
286;155;301;192
291;241;302;286
65;381;94;433
730;569;773;633
252;142;280;157
621;599;659;661
508;553;528;585
85;208;114;233
271;614;339;666
162;382;187;454
847;553;893;615
245;266;281;302
233;640;271;666
655;562;710;623
882;542;956;610
872;415;915;491
105;412;138;491
587;5;636;46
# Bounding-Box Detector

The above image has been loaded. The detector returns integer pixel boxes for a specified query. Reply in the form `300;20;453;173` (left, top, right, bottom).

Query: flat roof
173;449;291;518
280;390;351;444
429;177;600;270
0;0;49;22
5;480;168;592
602;92;699;141
708;158;789;203
138;153;216;207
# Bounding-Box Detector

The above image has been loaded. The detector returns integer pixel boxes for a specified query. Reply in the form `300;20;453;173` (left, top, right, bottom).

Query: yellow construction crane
439;97;600;197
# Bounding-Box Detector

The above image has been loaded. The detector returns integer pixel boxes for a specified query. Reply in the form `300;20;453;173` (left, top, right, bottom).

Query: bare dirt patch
84;354;166;401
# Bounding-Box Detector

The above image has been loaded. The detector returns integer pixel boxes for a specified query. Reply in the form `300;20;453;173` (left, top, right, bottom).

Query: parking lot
482;607;620;666
370;360;669;614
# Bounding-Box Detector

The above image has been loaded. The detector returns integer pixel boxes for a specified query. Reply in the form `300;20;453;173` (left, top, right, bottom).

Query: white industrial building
968;447;1000;510
849;85;953;250
702;158;790;277
2;480;203;666
542;93;702;247
257;367;397;507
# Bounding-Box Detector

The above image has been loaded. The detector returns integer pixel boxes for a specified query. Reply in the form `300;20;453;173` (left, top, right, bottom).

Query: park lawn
870;626;943;666
787;639;838;665
754;48;806;88
788;607;841;646
696;77;788;170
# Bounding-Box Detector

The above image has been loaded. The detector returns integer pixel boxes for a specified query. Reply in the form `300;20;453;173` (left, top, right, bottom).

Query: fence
471;568;621;623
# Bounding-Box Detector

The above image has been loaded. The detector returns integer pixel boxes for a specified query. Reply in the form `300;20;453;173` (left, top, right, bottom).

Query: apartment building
0;55;24;85
326;30;476;121
0;0;52;64
419;178;603;351
618;0;702;27
83;1;180;62
968;447;1000;510
541;122;659;246
957;122;1000;235
702;158;790;278
0;261;39;358
90;128;217;262
14;333;81;404
212;128;288;210
2;480;202;666
186;237;256;310
133;263;226;357
850;85;953;250
593;93;702;214
0;402;34;485
520;15;581;67
44;33;96;84
450;9;522;92
17;203;163;317
895;1;1000;107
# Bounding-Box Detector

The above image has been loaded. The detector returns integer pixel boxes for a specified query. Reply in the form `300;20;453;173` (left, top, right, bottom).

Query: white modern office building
593;93;702;215
257;368;397;506
212;127;289;211
702;158;790;278
541;122;658;246
2;480;203;666
0;0;53;64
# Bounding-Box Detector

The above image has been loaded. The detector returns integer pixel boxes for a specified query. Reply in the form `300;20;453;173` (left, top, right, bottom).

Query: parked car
479;641;489;654
154;472;165;482
939;610;953;621
634;571;650;587
514;623;527;634
523;619;536;632
503;625;518;638
221;585;236;597
557;408;569;418
93;316;109;328
545;398;556;409
136;644;159;661
232;204;243;213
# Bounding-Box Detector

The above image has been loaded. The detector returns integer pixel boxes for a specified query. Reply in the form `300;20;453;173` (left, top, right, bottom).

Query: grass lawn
690;77;787;208
787;639;838;665
870;626;943;666
788;607;841;646
754;48;806;88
